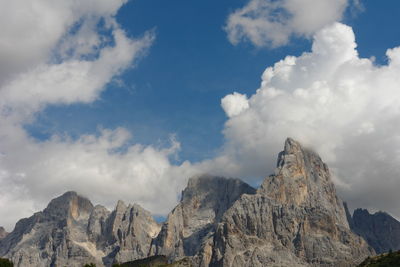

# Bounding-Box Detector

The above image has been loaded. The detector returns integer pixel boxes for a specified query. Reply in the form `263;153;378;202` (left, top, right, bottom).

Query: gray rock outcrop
0;192;160;267
348;208;400;254
209;138;373;266
0;227;8;239
0;191;98;267
150;174;256;265
100;201;160;265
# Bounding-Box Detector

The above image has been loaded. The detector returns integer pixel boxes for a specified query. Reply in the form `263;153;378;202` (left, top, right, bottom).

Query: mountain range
1;138;399;266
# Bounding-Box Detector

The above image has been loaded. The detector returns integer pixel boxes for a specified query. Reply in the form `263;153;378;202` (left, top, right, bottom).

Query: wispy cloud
225;0;348;48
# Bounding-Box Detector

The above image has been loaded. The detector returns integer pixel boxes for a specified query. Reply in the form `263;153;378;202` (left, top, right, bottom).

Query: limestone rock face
349;208;400;254
210;138;373;267
0;191;97;267
150;174;256;265
101;201;161;265
0;227;8;239
0;192;160;267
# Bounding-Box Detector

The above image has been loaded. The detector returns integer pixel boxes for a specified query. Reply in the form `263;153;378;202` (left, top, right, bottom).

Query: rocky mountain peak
43;191;94;221
260;138;345;225
349;208;400;254
150;174;256;263
275;137;328;182
115;200;127;211
210;138;372;266
283;137;303;154
181;174;256;215
0;138;385;266
0;192;161;267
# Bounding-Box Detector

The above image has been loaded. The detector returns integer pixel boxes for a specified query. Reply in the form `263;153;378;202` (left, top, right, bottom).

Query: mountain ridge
347;207;400;254
1;138;399;266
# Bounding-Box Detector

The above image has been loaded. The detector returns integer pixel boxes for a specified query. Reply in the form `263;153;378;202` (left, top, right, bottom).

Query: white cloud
221;92;249;117
215;22;400;219
225;0;348;47
0;126;197;230
0;0;128;85
0;0;197;230
0;29;154;124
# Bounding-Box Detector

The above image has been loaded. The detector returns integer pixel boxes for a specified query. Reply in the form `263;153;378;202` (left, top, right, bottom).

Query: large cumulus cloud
217;22;400;217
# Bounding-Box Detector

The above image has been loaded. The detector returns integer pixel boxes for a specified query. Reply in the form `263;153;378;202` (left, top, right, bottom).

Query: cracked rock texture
0;192;160;267
150;174;256;266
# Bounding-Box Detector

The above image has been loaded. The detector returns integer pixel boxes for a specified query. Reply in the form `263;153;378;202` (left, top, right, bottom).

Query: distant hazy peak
350;208;400;254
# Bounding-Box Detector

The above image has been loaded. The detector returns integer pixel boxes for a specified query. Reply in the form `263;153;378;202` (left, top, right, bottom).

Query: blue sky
2;0;400;230
25;0;400;163
26;0;306;162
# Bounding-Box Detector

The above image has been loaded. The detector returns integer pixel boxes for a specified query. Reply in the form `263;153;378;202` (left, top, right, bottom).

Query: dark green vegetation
0;258;13;267
112;256;168;267
358;250;400;267
112;255;191;267
83;264;96;267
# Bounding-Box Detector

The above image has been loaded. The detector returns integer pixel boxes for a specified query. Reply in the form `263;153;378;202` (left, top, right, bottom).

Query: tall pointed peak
260;138;345;220
283;137;303;154
115;200;127;211
275;137;327;179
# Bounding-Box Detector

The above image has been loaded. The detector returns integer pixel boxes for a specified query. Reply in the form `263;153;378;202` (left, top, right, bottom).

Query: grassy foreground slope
358;250;400;267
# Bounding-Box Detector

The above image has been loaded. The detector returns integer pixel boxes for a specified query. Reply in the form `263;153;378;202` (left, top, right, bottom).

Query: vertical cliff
150;174;256;266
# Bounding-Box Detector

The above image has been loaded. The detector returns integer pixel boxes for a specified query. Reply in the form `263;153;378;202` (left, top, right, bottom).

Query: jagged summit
0;191;160;267
181;174;256;212
0;138;390;267
282;137;303;153
43;191;94;221
276;137;328;180
354;208;391;218
210;138;373;267
348;208;400;254
260;137;346;226
150;174;256;264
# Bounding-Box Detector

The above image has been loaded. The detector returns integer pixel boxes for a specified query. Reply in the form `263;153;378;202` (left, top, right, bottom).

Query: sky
1;0;400;230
